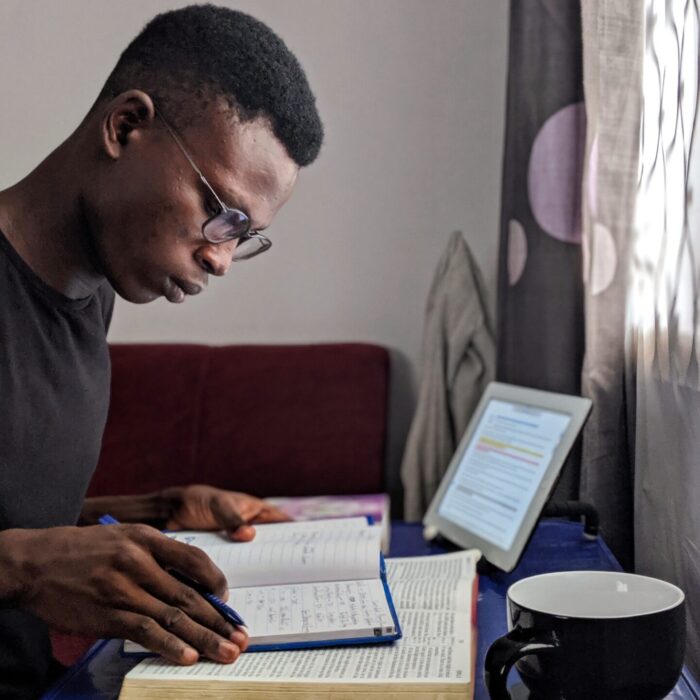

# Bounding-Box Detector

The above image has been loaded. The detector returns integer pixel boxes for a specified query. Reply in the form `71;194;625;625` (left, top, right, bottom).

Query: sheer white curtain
631;0;700;676
582;0;700;675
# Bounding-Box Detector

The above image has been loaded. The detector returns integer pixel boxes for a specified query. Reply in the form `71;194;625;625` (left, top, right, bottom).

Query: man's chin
110;281;161;304
120;292;160;304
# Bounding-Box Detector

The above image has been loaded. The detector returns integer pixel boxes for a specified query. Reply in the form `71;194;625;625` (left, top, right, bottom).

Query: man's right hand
0;524;248;665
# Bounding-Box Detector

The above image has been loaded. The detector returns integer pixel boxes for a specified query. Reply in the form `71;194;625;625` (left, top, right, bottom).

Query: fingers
229;525;256;542
221;496;290;527
210;496;246;530
252;503;292;524
108;528;249;663
115;564;246;663
224;500;289;539
209;494;279;539
114;604;241;665
150;568;237;641
116;610;199;664
214;492;288;525
139;528;229;599
231;627;249;652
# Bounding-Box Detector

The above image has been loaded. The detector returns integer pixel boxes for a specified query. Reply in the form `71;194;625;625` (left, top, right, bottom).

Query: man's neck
0;138;105;299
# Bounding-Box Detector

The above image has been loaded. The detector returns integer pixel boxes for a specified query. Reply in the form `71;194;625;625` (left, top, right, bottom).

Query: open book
124;517;400;652
119;550;479;700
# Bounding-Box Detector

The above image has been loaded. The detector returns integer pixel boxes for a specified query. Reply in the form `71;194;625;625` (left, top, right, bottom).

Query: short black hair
98;4;323;167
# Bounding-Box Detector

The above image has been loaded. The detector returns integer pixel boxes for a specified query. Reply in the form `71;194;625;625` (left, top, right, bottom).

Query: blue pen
97;514;246;628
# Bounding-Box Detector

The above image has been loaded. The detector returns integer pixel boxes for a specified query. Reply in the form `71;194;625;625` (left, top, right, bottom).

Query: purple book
267;493;391;553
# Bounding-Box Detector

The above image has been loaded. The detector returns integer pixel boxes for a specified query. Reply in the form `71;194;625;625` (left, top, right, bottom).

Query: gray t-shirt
0;228;115;698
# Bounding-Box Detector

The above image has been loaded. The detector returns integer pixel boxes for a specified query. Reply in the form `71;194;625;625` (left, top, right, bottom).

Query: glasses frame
155;110;271;260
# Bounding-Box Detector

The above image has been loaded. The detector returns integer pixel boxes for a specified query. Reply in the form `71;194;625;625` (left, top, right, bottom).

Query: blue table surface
43;520;700;700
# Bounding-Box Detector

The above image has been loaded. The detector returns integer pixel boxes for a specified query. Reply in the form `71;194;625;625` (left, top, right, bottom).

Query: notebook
123;516;401;654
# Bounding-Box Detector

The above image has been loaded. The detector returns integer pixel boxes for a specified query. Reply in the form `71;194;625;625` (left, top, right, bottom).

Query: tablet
422;382;592;572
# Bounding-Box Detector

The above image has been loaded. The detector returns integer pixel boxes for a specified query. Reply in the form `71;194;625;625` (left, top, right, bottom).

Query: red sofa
51;342;390;666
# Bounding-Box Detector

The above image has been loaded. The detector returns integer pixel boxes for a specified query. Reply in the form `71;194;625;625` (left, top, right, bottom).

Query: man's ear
101;90;156;160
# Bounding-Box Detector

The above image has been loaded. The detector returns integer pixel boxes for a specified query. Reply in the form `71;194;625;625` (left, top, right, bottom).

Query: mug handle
484;627;557;700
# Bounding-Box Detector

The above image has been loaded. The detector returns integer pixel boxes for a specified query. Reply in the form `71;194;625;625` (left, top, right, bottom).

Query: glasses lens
203;208;250;243
232;234;272;261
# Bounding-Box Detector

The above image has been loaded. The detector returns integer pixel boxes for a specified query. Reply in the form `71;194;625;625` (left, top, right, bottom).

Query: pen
97;514;246;628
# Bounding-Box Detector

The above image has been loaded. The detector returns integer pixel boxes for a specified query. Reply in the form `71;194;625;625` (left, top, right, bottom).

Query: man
0;5;323;698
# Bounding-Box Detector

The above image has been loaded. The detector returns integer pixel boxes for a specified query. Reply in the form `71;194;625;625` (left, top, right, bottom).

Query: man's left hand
160;485;290;541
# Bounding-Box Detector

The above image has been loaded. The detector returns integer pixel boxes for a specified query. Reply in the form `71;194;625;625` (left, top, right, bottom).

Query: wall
0;0;508;500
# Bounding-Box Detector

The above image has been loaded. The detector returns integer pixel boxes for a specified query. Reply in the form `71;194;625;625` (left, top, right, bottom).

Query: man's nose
196;240;237;276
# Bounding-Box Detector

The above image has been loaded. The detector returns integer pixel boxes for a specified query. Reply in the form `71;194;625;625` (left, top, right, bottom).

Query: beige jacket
401;231;495;521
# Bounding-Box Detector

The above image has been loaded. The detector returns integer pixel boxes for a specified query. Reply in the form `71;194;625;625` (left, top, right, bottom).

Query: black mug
484;570;685;700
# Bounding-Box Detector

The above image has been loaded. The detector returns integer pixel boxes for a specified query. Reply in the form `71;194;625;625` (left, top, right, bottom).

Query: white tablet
422;382;592;572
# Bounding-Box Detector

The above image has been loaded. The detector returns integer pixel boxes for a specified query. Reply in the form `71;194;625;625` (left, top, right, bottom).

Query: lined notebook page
168;518;381;588
232;578;396;643
124;576;395;652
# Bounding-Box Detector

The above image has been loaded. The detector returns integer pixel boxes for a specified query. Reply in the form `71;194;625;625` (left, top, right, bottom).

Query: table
43;520;700;699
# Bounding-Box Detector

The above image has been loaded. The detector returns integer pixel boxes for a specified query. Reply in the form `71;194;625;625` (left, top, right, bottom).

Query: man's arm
80;491;171;526
0;524;247;664
80;485;290;541
0;529;34;605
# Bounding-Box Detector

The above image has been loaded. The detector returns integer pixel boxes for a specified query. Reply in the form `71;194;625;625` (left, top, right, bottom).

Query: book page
388;577;471;612
387;550;478;613
232;578;396;644
125;632;470;684
126;550;477;684
167;518;381;588
385;550;478;584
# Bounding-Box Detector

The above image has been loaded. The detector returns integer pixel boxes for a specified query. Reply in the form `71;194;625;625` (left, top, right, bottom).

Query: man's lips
165;277;204;303
173;278;204;296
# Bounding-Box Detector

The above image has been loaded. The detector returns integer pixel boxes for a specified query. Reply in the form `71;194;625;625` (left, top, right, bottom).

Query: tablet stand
422;501;600;578
541;500;599;539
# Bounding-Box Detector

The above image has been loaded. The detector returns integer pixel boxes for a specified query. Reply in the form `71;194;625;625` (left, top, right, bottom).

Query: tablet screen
437;398;571;550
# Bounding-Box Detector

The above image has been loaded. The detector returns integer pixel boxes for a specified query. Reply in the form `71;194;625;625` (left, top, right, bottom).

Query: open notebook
124;517;401;653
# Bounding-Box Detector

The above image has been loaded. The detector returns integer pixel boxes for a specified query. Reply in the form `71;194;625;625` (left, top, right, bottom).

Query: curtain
497;0;586;500
579;1;643;570
581;0;700;675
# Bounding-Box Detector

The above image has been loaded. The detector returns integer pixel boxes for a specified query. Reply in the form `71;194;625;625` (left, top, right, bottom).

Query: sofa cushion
87;343;390;498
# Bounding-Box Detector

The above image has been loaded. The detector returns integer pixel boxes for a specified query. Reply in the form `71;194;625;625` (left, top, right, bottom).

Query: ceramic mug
484;570;685;700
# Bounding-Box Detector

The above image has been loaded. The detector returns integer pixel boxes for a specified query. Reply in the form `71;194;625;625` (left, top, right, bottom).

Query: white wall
0;0;508;494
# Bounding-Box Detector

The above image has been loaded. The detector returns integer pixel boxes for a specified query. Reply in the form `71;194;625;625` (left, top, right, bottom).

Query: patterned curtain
497;0;586;499
581;0;700;675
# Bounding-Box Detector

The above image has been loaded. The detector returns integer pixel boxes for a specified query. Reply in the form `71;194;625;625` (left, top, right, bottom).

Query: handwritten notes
231;578;395;643
169;518;381;588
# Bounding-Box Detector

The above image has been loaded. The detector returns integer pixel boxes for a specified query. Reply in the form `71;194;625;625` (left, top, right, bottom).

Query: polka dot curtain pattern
496;0;585;500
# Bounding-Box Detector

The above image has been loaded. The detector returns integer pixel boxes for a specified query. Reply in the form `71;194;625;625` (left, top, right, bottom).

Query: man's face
89;103;299;303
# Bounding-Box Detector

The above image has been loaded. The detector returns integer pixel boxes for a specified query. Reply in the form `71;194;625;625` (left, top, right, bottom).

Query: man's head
81;4;323;303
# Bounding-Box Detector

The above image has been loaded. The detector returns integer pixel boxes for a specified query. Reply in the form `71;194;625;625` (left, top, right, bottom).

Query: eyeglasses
156;111;271;261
